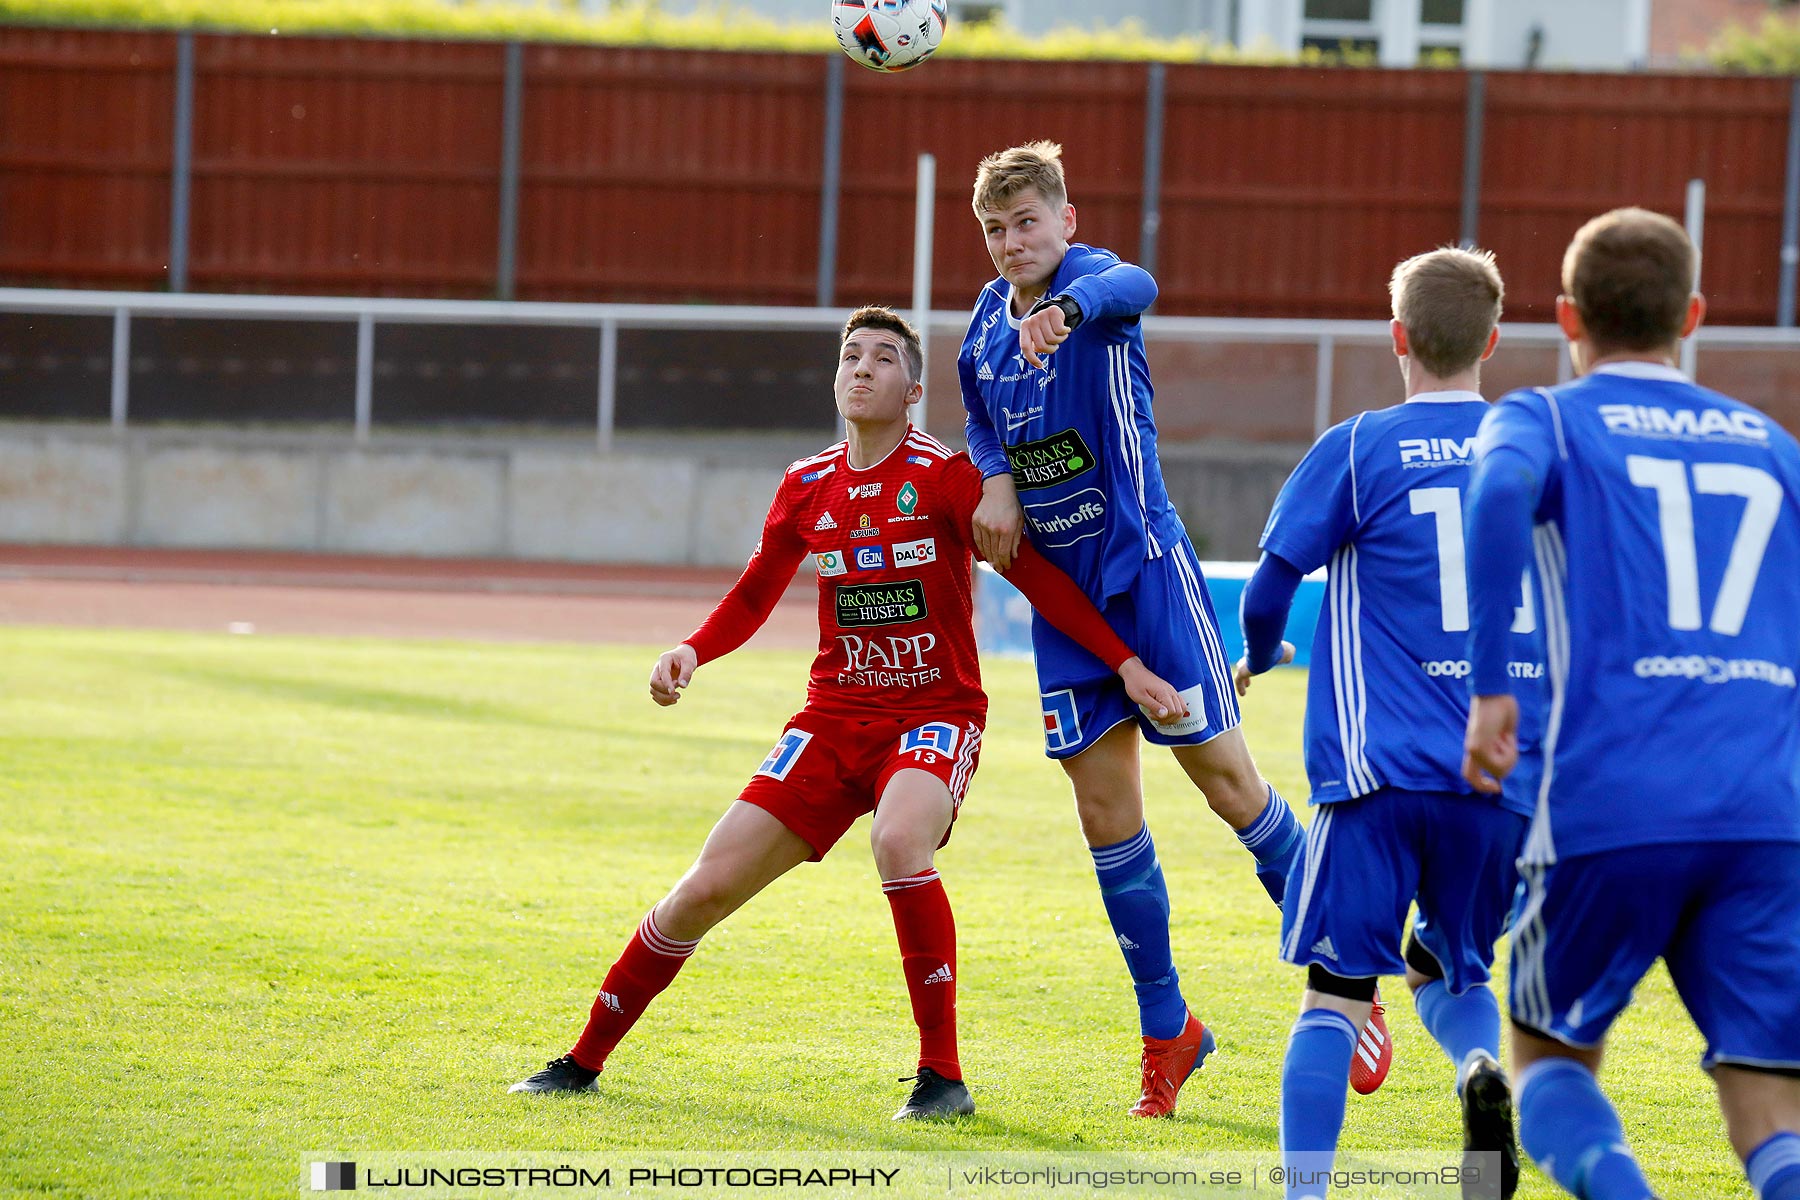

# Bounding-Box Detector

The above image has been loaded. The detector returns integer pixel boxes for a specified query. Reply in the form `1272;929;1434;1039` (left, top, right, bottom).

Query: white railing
4;287;1798;446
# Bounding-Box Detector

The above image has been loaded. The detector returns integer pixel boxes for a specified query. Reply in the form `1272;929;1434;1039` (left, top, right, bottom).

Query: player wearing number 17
1462;208;1800;1200
510;307;1187;1119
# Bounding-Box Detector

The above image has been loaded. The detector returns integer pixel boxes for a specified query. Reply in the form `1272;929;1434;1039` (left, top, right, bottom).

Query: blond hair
1389;247;1504;378
1561;207;1695;353
841;305;923;384
972;141;1068;215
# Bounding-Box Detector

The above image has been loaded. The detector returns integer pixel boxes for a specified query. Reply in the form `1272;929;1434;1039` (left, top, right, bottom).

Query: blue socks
1237;785;1303;907
1414;979;1501;1086
1749;1132;1800;1200
1090;825;1186;1039
1518;1058;1654;1198
1280;1008;1359;1198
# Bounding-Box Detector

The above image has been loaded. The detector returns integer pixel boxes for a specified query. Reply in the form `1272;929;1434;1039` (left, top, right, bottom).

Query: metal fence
8;287;1800;448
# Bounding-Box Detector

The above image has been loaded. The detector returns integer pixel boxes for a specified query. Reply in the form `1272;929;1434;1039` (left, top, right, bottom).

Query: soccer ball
833;0;948;73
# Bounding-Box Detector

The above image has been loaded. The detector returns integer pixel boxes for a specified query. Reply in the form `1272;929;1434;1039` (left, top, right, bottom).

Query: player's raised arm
1058;249;1158;323
1461;397;1556;791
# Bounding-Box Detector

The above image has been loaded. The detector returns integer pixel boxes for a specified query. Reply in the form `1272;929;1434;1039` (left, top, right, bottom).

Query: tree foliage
1709;13;1800;74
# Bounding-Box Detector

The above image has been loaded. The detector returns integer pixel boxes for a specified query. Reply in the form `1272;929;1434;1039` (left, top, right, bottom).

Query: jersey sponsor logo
892;537;937;568
896;482;919;515
1599;404;1769;443
976;362;994;381
756;728;812;781
1042;688;1082;754
1004;428;1097;491
900;720;961;759
835;580;927;627
835;633;941;688
849;482;882;500
1399;436;1476;467
1001;403;1044;432
814;511;838;531
850;513;881;539
1632;654;1797;687
1022;487;1107;548
815;549;848;577
855;545;886;570
800;464;836;483
971;309;1001;360
906;454;933;466
1420;659;1473;678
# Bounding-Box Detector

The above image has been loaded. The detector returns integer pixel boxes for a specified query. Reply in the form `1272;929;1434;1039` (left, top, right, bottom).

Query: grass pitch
0;627;1745;1197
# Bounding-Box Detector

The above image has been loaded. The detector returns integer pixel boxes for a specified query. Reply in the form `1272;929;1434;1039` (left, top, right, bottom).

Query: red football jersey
685;428;1133;722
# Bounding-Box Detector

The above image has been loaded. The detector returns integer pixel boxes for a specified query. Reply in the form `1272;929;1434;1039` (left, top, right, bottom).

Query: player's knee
1308;963;1379;1003
662;871;738;933
869;822;934;879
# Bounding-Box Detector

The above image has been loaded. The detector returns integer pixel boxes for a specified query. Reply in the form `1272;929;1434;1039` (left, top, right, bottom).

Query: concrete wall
0;426;1300;565
0;428;784;568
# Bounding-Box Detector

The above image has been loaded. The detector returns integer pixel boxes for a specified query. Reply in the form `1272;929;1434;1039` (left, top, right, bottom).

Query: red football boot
1349;990;1393;1095
1128;1010;1217;1118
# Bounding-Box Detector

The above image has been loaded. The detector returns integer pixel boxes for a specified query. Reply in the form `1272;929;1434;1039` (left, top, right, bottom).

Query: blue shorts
1280;788;1526;994
1030;537;1239;759
1510;841;1800;1070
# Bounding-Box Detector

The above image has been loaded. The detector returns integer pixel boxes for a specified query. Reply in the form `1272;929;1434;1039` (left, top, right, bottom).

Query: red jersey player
511;306;1186;1119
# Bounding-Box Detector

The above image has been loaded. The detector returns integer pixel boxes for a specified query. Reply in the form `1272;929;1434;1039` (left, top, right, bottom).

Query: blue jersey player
1464;208;1800;1200
959;141;1304;1117
1239;248;1538;1199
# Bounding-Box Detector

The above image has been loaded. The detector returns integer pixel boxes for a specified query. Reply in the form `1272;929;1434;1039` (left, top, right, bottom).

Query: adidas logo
600;991;623;1014
976;362;994;381
1311;936;1339;962
813;511;838;531
922;964;954;986
1116;933;1141;951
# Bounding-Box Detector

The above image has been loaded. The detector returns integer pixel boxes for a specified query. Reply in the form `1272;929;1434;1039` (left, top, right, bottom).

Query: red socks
883;869;960;1080
569;908;698;1071
569;880;959;1079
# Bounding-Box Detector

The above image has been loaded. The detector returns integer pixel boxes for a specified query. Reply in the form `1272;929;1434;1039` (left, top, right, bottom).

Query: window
952;2;1003;24
1304;0;1374;17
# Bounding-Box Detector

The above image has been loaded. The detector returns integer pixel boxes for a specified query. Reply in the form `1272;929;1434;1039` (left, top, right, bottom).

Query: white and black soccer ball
833;0;948;73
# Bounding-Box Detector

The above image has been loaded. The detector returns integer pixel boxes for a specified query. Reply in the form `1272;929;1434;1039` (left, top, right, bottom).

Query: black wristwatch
1026;293;1084;331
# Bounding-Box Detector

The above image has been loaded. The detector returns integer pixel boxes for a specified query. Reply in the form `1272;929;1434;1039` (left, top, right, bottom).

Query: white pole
911;152;936;434
1683;177;1704;378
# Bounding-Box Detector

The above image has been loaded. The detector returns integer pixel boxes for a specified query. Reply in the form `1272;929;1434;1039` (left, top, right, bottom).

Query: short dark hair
1562;208;1695;353
841;305;923;384
1389;246;1504;378
972;141;1068;214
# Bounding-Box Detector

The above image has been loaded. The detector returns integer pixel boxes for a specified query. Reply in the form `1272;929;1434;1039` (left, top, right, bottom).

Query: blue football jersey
959;243;1185;601
1261;392;1543;812
1475;364;1800;862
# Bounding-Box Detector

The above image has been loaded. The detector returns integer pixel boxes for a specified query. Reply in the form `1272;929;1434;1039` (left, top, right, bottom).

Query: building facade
639;0;1785;70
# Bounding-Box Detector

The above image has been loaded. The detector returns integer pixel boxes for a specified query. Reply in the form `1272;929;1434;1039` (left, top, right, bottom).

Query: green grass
0;627;1744;1198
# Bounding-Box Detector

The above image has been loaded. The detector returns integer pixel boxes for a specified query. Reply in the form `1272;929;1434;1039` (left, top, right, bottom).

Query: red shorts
738;709;985;860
